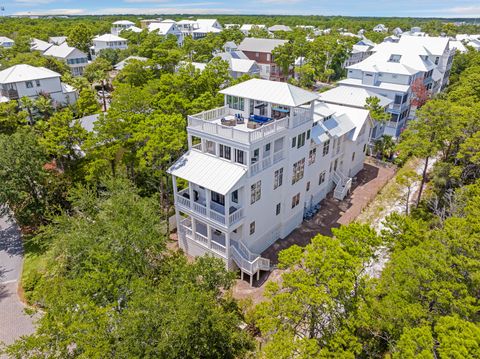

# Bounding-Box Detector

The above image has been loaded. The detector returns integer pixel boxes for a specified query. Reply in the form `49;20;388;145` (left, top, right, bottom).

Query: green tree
84;57;112;112
76;88;100;117
0;100;28;134
365;96;390;123
66;23;93;54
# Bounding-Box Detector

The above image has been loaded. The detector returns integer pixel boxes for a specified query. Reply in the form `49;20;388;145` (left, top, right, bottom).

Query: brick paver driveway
0;214;36;355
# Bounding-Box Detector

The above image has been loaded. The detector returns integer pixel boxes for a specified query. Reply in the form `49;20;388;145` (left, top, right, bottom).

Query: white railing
273;150;285;164
211;241;226;254
332;171;352;201
229;208;243;225
231;245;271;275
192;105;230;121
192;143;202;151
176;190;191;209
290;107;311;128
188;112;289;145
179;221;227;257
249;152;281;177
193;202;207;216
209;209;225;225
194;232;209;246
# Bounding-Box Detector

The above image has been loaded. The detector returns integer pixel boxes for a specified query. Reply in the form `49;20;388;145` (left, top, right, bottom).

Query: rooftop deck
188;105;311;145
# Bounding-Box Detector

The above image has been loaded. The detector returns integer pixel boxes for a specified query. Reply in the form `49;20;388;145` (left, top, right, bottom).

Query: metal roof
238;37;287;53
0;64;60;84
93;34;127;42
168;150;247;195
219;78;318;107
338;78;410;92
43;43;84;59
319;86;392;109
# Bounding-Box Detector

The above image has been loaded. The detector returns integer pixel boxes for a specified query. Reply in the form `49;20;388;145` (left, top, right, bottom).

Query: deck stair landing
332;171;352;201
231;240;270;285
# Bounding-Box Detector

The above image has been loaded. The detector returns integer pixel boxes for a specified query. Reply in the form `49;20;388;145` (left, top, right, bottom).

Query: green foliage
75;88;100;117
365;96;390;123
0;100;28;135
66;23;94;53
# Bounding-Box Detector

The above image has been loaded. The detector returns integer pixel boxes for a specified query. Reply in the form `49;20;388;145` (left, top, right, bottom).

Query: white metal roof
49;36;67;45
230;58;258;73
319;86;392;108
123;26;142;33
114;56;148;70
268;25;292;32
219;78;318;107
238;37;287;53
94;34;127;42
31;38;53;52
338;78;410;92
168;150;247;195
398;35;449;56
148;22;180;35
113;20;135;25
0;36;14;44
43;43;79;59
0;64;60;84
323;103;370;141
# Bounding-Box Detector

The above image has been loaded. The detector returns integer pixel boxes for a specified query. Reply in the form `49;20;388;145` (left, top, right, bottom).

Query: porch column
225;231;231;262
206;189;211;218
172;175;178;197
224;191;231;227
207;223;212;249
191;217;197;240
188;182;194;209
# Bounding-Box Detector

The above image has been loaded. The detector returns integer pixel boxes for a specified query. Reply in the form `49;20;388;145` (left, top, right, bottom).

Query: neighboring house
224;41;237;52
340;35;455;138
48;36;67;45
114;56;148;71
392;27;403;37
343;39;376;67
90;34;128;59
268;25;292;33
43;43;89;76
383;35;400;43
318;85;392;141
192;19;223;39
240;24;267;36
111;20;136;36
373;24;388;33
140;19;162;29
0;64;77;105
168;78;371;283
148;21;183;45
180;61;208;72
456;34;480;51
237;38;289;81
31;38;53;52
0;36;15;48
214;51;260;79
449;40;468;54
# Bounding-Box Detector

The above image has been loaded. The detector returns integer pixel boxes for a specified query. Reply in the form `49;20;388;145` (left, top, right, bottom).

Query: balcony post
172;175;178;197
206;189;211;217
225;191;231;227
225;231;230;261
188;182;194;209
207;223;212;249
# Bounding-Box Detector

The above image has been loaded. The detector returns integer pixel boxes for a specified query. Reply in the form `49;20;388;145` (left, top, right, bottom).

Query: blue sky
5;0;480;17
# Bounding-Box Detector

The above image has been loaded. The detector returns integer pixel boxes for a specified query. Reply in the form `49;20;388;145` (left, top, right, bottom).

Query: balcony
176;188;244;227
0;88;19;100
188;105;308;144
179;218;227;256
250;150;285;176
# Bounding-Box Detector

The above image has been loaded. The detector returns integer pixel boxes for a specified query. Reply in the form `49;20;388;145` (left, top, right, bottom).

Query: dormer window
388;54;401;63
227;95;244;111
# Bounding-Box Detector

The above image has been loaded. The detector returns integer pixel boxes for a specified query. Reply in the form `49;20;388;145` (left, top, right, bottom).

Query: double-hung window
291;193;300;208
323;140;330;156
292;158;305;184
274;168;283;189
219;144;231;160
308;148;316;165
250;181;261;204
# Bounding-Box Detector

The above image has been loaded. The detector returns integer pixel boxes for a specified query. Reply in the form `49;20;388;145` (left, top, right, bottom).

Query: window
291;193;300;209
394;94;403;104
231;190;238;203
363;144;367;153
435;56;439;65
297;132;306;148
352;152;356;162
388;54;401;63
291;137;296;148
292;158;305;184
250;181;261;204
35;80;41;87
308;148;316;165
306;181;310;192
219;144;231;160
205;140;216;155
306;129;311;139
323;140;330;156
274;168;283;189
319;171;326;185
25;81;33;88
264;143;271;156
251;148;260;164
235;149;245;164
334;159;338;172
226;95;244;110
211;191;225;205
402;93;408;104
250;221;256;235
267;54;271;61
276;203;281;215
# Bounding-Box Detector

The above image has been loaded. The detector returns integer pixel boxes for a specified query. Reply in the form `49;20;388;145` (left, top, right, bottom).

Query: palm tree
34;95;54;120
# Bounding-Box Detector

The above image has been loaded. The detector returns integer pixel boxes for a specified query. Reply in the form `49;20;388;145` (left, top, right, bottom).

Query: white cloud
14;0;56;4
14;8;85;15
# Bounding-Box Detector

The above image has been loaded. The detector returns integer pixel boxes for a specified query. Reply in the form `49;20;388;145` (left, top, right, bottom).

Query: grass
20;234;49;304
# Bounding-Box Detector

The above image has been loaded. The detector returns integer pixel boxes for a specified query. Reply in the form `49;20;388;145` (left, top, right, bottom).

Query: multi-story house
90;34;128;59
43;43;89;76
148;21;184;46
111;20;136;36
237;38;289;81
338;35;455;138
343;39;376;68
240;24;267;36
0;36;14;48
214;51;260;79
168;79;372;283
48;36;67;45
0;64;77;104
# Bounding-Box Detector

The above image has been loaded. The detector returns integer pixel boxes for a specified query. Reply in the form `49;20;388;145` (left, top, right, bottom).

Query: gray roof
238;38;288;54
114;56;148;70
319;86;392;109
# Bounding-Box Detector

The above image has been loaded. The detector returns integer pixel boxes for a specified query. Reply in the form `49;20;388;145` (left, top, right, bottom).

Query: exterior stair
231;240;270;284
332;171;352;201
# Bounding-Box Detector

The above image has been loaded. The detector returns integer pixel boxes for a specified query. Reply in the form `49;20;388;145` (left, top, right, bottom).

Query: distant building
0;36;14;48
373;24;388;33
240;24;267;36
237;38;289;81
0;64;77;105
48;36;67;45
343;39;376;68
43;43;89;76
268;25;292;33
140;19;162;29
215;51;260;79
114;56;148;71
392;27;403;36
91;34;128;59
31;38;53;52
148;21;183;45
111;20;136;36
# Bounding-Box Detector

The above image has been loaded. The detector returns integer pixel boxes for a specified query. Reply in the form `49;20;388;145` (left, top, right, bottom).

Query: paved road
0;214;36;354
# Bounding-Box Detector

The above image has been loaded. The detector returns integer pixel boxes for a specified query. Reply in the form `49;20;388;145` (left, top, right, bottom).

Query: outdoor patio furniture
221;116;236;126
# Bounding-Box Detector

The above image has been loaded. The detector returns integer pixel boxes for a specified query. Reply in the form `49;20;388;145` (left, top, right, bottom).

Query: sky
3;0;480;18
